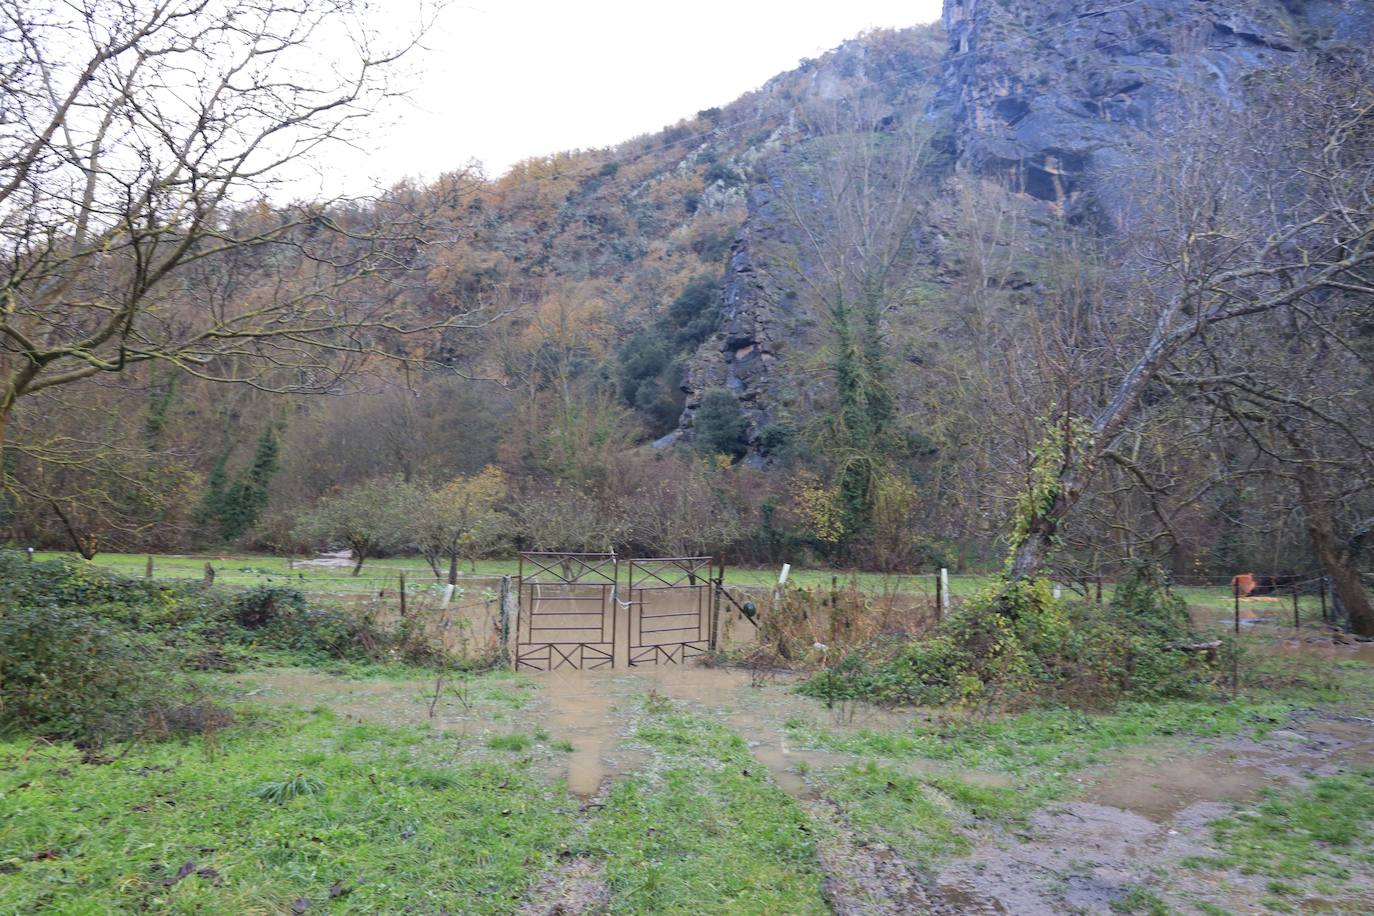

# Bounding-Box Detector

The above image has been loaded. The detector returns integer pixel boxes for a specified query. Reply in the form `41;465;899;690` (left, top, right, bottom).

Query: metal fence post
499;574;514;669
1233;577;1241;634
934;572;943;624
710;559;724;652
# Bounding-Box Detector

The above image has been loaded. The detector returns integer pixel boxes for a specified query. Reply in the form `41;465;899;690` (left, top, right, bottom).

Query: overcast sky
304;0;943;196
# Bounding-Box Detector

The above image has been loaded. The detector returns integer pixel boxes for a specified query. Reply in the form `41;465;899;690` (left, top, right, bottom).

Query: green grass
1110;886;1171;914
0;708;575;913
822;761;1026;862
37;550;1321;625
1185;769;1374;884
487;733;533;752
26;549;1003;596
788;700;1296;780
586;702;828;914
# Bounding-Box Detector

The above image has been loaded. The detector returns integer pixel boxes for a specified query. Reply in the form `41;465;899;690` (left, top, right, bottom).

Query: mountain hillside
6;0;1372;583
674;0;1372;457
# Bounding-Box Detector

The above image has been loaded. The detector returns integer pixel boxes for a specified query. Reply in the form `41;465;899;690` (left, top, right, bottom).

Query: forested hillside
4;0;1372;606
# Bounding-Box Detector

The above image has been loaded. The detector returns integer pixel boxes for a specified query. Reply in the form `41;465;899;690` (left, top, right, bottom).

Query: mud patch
932;712;1374;915
807;798;940;914
519;857;610;915
532;672;645;799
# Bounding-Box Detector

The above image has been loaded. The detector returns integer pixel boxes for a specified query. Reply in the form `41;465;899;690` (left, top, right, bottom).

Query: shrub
693;388;748;459
0;605;168;741
703;162;739;185
801;575;1216;709
233;584;308;629
1110;562;1191;638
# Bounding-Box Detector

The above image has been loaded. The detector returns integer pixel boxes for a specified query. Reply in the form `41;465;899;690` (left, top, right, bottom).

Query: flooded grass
586;699;828;914
7;565;1374;914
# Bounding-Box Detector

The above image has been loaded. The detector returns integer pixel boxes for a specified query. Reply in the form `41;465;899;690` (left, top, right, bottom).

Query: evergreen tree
195;452;230;529
218;426;280;540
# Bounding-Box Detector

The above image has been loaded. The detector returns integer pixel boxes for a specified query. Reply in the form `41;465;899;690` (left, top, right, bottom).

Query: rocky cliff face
676;32;945;454
675;0;1372;456
939;0;1372;224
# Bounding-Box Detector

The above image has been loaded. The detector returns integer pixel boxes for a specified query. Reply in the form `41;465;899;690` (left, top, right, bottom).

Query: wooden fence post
399;572;407;621
1320;579;1328;622
1292;580;1300;630
145;555;154;579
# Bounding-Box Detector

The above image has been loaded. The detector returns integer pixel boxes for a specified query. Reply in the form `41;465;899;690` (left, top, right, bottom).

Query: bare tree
1006;61;1374;591
766;88;936;544
0;0;468;467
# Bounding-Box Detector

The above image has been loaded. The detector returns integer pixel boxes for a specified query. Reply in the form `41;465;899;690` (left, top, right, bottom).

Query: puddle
534;671;631;799
1271;637;1374;665
1084;744;1276;822
935;882;1006;913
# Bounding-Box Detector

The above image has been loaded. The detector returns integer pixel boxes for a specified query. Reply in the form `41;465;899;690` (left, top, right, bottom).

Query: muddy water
1085;715;1374;823
1271;636;1374;665
935;714;1374;915
532;663;1011;799
534;671;627;798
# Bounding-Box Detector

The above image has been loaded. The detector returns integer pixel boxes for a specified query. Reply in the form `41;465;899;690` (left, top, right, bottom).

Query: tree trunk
352;551;365;576
1008;464;1087;580
448;553;458;586
48;498;97;560
1297;469;1374;636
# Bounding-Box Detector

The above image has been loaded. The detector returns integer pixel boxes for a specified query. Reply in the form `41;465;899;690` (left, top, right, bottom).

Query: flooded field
221;608;1374;916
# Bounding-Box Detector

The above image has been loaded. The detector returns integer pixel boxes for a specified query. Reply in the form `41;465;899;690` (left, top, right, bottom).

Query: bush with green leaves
1110;562;1192;638
694;388;749;459
802;575;1214;708
0;605;169;741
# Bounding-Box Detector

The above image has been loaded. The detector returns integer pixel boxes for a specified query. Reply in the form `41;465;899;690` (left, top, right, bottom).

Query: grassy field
27;549;1000;595
5;550;1370;912
29;550;1336;630
5;653;1370;913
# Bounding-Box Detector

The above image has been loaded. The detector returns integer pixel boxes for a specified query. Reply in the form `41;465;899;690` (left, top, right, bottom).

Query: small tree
302;477;413;575
416;467;510;583
694;389;748;459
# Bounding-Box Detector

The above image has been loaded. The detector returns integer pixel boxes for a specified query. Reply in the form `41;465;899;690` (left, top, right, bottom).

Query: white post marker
440;584;455;607
778;563;791;587
1053;585;1062;599
940;568;951;613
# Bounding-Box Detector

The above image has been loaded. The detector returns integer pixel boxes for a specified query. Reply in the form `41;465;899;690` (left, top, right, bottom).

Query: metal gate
627;556;714;667
515;552;618;671
514;552;719;670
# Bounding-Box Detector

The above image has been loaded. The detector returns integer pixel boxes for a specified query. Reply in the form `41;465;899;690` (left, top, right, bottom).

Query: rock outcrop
675;0;1373;456
938;0;1371;224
